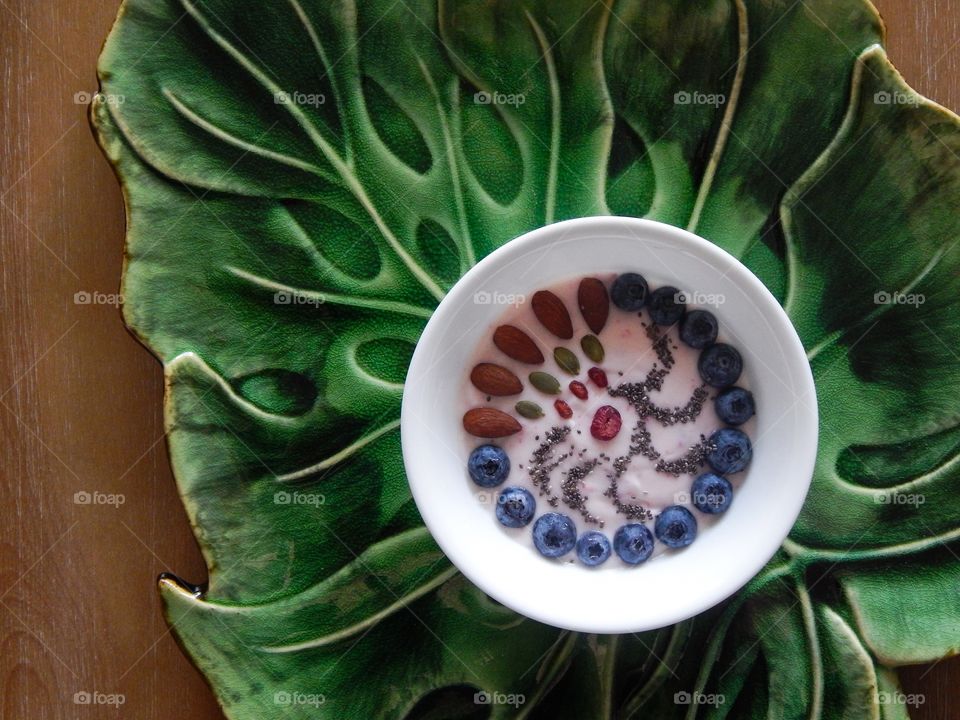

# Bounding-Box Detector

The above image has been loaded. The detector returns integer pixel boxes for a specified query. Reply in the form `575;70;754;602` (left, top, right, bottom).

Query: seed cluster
601;321;715;515
526;429;614;525
522;311;719;525
655;437;714;476
603;451;653;521
528;426;572;509
644;320;676;369
609;381;709;426
561;459;602;526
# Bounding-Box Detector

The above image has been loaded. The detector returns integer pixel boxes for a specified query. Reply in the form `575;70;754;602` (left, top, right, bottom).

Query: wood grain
0;0;957;717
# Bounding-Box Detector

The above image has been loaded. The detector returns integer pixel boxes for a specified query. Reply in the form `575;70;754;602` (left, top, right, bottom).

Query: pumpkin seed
580;334;605;363
553;347;580;375
529;371;561;394
515;400;544;419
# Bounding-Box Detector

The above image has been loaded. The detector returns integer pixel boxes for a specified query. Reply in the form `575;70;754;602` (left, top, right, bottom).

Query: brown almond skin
470;363;523;396
493;325;545;364
463;407;522;438
531;290;573;339
578;278;610;334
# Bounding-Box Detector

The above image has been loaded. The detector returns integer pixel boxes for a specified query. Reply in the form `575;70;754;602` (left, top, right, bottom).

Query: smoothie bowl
401;217;817;633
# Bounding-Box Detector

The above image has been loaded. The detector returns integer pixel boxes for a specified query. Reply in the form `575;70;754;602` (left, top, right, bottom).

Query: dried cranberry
591;405;621;440
554;399;573;419
587;367;608;388
569;381;588;400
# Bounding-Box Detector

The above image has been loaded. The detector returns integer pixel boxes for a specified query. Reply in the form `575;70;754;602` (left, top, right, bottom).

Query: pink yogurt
461;274;755;561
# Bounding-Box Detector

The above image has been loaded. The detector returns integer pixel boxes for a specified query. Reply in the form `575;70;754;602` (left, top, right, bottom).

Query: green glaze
92;0;960;717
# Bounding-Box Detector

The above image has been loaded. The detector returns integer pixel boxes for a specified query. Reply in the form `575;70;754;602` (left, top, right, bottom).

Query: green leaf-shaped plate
92;0;960;717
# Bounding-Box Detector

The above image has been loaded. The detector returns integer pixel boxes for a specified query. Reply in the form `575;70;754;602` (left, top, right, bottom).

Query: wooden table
0;1;957;717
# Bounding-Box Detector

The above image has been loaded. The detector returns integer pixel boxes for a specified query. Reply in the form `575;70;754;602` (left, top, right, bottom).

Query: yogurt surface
461;273;755;562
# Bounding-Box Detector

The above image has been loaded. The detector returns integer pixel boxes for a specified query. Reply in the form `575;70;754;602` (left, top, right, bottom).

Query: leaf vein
226;266;433;319
179;0;446;302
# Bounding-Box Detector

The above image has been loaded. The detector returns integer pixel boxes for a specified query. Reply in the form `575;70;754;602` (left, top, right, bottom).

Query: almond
463;407;522;438
493;325;544;364
578;278;609;334
532;290;573;339
470;363;523;396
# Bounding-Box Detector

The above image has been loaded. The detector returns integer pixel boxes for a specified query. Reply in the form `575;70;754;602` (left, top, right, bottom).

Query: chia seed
561;459;602;526
655;435;715;476
603;445;653;521
609;381;709;426
527;426;571;507
643;319;675;369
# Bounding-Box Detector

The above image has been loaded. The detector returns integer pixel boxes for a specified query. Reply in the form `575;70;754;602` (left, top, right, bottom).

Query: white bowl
401;217;817;633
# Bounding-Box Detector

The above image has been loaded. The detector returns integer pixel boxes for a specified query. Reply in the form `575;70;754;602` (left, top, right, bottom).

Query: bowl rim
401;216;818;633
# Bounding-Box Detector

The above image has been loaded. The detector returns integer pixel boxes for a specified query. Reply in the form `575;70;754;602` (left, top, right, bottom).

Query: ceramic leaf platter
92;0;960;718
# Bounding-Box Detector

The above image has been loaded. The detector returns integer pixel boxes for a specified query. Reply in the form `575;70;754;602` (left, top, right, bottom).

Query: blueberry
698;343;743;388
576;531;612;566
613;523;655;564
707;428;753;474
468;444;510;487
715;387;755;425
532;513;577;557
611;272;649;311
495;487;536;528
691;473;733;514
647;286;685;326
654;505;698;548
679;309;718;349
